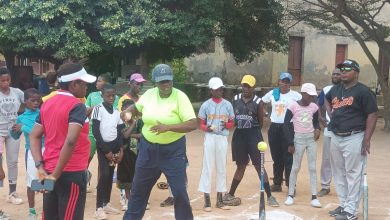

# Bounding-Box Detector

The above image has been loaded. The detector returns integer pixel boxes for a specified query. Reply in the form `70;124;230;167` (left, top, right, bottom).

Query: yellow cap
241;75;256;87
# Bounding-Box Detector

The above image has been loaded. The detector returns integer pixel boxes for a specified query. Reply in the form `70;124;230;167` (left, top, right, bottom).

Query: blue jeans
123;136;193;220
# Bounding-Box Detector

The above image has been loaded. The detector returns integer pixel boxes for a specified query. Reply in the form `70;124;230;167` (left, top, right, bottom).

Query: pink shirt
289;102;319;134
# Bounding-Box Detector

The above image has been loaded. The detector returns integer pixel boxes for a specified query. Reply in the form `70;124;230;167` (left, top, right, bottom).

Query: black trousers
43;171;87;220
268;122;293;186
96;149;115;209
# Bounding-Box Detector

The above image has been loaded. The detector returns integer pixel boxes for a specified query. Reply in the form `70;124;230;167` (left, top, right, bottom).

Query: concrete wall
185;28;380;90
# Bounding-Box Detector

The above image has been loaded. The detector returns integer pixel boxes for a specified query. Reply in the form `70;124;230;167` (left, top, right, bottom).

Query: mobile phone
31;179;55;191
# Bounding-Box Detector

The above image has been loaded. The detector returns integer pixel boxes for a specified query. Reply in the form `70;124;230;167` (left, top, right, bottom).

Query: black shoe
318;188;330;197
335;211;357;220
329;206;343;217
160;197;174;207
270;184;282;192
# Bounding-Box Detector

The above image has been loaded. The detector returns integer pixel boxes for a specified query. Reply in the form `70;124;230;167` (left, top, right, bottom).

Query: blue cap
279;72;293;81
152;64;173;82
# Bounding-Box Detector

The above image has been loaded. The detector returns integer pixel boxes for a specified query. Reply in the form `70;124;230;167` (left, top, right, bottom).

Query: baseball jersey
232;94;261;129
262;89;302;123
91;103;123;142
198;98;234;136
325;82;378;133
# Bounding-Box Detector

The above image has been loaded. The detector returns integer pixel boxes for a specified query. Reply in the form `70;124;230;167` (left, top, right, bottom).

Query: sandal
156;182;169;190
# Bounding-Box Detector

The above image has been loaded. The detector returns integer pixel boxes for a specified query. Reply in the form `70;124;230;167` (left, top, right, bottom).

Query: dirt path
1;119;389;219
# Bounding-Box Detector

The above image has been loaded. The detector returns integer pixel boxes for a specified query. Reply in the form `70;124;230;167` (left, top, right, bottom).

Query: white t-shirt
262;89;302;123
0;87;24;136
91;104;123;142
322;85;333;137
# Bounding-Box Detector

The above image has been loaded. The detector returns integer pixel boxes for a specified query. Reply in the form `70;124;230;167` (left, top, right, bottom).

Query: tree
286;0;390;131
0;0;287;74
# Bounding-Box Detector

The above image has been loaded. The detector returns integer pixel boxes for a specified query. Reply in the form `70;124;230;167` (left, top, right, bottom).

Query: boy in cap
283;83;322;208
30;63;96;220
262;72;302;192
198;77;234;212
325;59;377;220
223;75;279;207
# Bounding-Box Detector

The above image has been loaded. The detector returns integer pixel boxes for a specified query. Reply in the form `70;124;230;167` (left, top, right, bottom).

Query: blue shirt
16;108;40;150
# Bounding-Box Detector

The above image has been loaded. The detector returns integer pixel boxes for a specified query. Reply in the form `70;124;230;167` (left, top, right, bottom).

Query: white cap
58;68;96;83
301;83;317;96
208;77;224;90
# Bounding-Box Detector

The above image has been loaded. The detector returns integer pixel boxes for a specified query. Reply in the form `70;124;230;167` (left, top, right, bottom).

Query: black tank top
232;93;261;129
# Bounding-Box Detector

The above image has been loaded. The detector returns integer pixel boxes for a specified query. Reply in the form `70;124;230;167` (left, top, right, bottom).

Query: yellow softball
257;141;268;152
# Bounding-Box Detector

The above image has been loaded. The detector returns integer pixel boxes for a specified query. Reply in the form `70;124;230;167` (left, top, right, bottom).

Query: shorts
25;149;38;188
231;128;263;166
117;148;137;190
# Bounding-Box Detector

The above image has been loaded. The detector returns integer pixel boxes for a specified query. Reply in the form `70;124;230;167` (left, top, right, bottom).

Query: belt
334;130;363;137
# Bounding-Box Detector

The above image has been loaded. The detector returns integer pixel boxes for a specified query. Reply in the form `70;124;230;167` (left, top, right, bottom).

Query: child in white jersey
198;77;234;212
92;84;124;219
283;83;322;208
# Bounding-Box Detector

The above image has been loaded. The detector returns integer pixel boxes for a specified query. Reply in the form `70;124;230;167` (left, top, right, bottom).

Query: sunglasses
340;67;354;72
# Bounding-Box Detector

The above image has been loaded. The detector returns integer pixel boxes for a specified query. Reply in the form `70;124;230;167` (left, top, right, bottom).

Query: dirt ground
1;118;389;220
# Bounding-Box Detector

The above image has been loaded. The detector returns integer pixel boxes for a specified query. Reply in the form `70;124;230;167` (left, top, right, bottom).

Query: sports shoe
216;201;230;210
222;193;241;206
28;212;37;220
6;192;23;205
335;211;357;220
270;184;282;192
329;206;344;217
146;202;150;210
103;203;120;215
0;210;10;220
310;199;322;208
284;196;294;205
94;208;107;220
120;198;128;211
160;196;174;207
267;196;280;207
86;184;93;193
318;188;330;197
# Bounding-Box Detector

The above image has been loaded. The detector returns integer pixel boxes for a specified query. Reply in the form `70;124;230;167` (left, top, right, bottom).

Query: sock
9;183;16;194
312;195;317;200
29;208;36;215
264;182;271;198
229;178;241;196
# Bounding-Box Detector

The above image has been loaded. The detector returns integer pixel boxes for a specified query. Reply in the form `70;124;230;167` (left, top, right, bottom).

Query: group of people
0;58;377;220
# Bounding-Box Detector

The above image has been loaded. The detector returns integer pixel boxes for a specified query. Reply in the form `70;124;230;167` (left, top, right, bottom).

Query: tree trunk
381;84;390;132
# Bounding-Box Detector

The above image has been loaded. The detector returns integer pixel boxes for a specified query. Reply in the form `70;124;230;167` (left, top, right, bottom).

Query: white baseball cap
208;77;224;90
58;67;96;83
301;83;317;96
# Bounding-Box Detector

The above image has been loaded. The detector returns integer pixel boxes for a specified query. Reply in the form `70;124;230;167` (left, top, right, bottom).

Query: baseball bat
258;142;267;220
363;157;368;220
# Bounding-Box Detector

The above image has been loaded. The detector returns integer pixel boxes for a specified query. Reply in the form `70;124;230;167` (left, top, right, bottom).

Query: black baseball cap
336;59;360;72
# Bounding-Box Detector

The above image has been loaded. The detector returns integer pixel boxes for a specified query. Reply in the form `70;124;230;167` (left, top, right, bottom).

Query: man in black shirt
325;59;377;220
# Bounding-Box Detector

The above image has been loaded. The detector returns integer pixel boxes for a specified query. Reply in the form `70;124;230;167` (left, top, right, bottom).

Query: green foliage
0;0;287;65
148;58;188;84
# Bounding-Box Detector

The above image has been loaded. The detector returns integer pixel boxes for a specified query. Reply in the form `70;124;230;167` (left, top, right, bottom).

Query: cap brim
241;82;255;87
154;75;173;82
79;74;97;83
210;85;224;90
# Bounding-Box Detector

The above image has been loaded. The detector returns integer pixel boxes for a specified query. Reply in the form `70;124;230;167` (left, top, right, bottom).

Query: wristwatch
35;160;44;168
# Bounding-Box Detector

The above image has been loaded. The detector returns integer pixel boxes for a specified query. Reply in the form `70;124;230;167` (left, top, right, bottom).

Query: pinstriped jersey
232;94;261;129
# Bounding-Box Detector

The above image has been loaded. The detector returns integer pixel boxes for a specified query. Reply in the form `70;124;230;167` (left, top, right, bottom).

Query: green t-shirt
86;91;119;135
135;87;196;144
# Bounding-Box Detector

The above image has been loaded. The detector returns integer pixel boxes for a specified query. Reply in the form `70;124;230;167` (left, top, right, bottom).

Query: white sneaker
86;185;93;193
6;192;23;205
28;212;37;220
146;203;150;210
94;208;107;220
311;199;322;208
0;210;10;220
121;198;128;211
120;194;127;206
284;196;294;205
103;203;120;215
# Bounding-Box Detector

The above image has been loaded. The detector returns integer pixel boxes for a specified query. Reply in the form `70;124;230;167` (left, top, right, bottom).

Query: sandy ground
1;119;389;220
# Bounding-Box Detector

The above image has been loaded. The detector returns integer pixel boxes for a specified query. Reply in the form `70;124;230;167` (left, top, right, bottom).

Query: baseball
257;141;268;152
